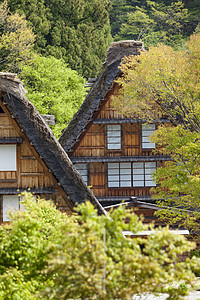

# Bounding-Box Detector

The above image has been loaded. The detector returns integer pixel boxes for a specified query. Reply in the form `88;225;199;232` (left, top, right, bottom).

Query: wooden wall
0;106;71;221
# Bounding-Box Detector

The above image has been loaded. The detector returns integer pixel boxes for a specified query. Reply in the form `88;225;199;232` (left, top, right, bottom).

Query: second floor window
0;145;16;171
107;125;121;150
142;124;155;149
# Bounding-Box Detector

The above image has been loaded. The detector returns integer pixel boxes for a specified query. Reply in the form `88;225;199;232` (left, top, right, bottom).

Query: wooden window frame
0;144;17;171
107;161;157;188
142;124;156;149
107;124;121;150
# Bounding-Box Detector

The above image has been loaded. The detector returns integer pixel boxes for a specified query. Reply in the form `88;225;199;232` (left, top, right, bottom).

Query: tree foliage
0;193;200;299
110;0;200;49
0;0;35;72
20;54;86;138
5;0;112;78
112;34;200;232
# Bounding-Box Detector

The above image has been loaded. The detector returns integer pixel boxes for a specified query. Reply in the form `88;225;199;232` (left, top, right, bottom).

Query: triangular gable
59;41;144;152
0;72;105;215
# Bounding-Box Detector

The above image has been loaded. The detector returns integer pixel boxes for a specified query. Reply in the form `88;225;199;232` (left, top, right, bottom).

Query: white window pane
3;195;19;221
108;169;119;175
120;168;131;175
108;163;119;169
107;137;121;143
107;143;121;150
108;175;119;181
120;174;131;181
107;125;121;131
120;163;131;169
107;131;121;137
133;175;144;181
108;181;119;187
133;169;144;175
120;181;131;187
143;142;155;149
0;145;16;171
142;124;155;149
133;181;144;187
145;181;156;187
107;125;121;150
145;174;154;181
133;162;144;169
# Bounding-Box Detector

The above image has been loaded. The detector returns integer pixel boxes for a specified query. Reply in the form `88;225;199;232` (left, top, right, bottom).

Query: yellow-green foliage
112;34;200;233
0;1;35;72
0;192;200;299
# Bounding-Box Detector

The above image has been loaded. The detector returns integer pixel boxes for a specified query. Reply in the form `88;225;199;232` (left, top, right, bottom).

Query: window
3;195;19;221
3;194;37;221
108;162;156;188
108;162;131;187
142;124;155;149
0;145;16;171
107;125;121;149
74;163;88;185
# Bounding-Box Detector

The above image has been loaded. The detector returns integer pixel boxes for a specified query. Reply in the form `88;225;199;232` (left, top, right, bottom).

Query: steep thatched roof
59;40;144;152
0;72;105;215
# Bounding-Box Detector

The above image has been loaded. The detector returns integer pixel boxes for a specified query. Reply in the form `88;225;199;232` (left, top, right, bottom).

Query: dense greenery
110;0;200;48
20;54;86;138
0;1;35;72
4;0;112;78
0;192;200;299
113;34;200;232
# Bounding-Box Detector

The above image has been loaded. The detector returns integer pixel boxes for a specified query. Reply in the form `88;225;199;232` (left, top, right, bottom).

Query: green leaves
20;54;87;138
0;194;199;299
0;1;35;72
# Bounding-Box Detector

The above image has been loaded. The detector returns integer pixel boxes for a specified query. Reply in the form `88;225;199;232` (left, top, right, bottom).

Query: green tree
5;0;112;78
115;1;189;48
0;193;200;299
112;34;200;232
20;54;87;138
0;1;35;72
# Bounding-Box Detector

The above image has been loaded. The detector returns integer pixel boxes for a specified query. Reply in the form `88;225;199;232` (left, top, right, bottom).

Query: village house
0;72;105;222
59;40;171;225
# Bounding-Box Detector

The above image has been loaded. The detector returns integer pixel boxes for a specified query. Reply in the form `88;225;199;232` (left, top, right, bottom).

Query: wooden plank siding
70;83;166;202
0;104;70;221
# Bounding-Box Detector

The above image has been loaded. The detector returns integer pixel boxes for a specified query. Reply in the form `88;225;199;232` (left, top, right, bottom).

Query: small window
74;163;88;185
142;124;155;149
108;163;119;187
0;145;16;171
133;162;144;187
145;162;156;186
3;195;19;221
107;125;121;150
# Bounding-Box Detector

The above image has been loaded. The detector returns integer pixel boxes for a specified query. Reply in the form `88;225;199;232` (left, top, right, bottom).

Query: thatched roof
59;40;144;152
0;72;105;215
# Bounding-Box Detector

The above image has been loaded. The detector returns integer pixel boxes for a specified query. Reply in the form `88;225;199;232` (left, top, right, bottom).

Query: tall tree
5;0;112;78
112;34;200;232
0;1;35;72
115;1;189;48
20;54;87;138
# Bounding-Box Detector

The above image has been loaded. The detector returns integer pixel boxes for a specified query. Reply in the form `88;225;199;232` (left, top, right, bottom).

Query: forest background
0;0;200;137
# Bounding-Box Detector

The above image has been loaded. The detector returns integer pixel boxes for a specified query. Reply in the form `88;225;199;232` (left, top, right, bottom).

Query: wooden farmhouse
0;72;105;222
59;40;171;224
